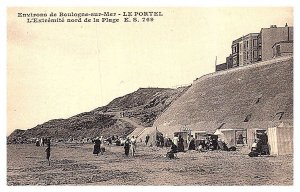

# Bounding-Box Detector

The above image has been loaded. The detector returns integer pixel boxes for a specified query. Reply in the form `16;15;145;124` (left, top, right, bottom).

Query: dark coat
93;139;101;154
178;137;185;152
124;140;130;156
188;139;195;150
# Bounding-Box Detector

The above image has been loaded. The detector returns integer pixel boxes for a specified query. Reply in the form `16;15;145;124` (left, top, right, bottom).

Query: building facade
231;33;259;67
216;24;293;72
272;41;293;58
231;37;242;67
258;25;293;61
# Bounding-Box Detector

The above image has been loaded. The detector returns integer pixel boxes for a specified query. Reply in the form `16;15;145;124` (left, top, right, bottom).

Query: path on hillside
111;112;147;138
120;117;147;138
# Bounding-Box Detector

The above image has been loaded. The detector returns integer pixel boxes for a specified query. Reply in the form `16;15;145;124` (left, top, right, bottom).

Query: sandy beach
7;142;293;186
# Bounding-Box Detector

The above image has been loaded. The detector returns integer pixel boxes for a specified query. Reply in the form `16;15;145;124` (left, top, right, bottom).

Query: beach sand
7;143;293;185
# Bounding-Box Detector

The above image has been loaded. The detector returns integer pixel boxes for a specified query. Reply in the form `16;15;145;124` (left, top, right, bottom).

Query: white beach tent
267;122;293;155
214;129;226;142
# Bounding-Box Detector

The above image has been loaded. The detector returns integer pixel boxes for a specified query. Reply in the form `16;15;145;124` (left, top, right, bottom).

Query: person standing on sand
178;135;184;152
99;136;105;154
93;137;101;156
188;135;196;150
124;137;130;156
36;138;40;146
45;142;51;166
130;135;137;157
100;136;104;145
42;137;45;146
145;135;150;146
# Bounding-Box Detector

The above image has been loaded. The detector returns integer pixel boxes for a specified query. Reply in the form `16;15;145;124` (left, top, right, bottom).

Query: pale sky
7;7;293;135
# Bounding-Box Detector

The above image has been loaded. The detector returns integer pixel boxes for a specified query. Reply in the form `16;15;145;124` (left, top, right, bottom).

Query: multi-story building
231;33;259;67
216;24;293;72
231;37;242;67
258;24;293;61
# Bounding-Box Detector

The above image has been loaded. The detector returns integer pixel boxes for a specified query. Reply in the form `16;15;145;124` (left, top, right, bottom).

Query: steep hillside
153;56;293;136
92;87;188;127
8;87;187;143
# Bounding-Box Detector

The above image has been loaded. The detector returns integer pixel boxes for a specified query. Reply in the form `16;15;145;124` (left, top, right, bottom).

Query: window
232;46;237;53
247;41;249;48
235;130;247;145
276;45;281;56
253;50;258;59
253;39;258;47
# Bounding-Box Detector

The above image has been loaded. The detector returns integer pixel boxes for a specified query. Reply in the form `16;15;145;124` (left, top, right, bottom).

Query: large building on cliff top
216;24;293;71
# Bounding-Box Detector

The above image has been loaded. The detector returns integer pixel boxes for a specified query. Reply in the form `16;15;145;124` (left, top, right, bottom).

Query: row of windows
233;39;258;53
243;51;258;60
235;50;259;65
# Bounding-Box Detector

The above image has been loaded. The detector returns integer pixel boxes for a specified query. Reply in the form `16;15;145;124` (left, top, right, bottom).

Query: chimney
285;23;288;27
270;25;277;28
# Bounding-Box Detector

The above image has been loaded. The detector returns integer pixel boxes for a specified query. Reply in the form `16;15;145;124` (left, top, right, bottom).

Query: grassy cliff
8;87;187;143
153;56;293;135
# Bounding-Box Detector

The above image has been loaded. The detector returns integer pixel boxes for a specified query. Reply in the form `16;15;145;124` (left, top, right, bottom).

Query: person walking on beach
145;135;150;146
99;136;105;154
42;137;46;146
188;135;196;150
36;138;40;146
40;138;43;147
130;135;137;157
124;137;130;156
45;142;51;166
178;135;185;152
93;137;101;156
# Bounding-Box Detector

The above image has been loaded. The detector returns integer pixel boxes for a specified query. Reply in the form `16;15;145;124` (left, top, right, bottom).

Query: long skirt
124;147;130;156
93;144;101;155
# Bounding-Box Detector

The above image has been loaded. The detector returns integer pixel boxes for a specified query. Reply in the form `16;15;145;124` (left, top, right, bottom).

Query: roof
272;40;293;48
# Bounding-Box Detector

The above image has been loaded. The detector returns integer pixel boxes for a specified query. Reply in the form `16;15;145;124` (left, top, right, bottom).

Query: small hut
268;122;293;155
214;128;247;147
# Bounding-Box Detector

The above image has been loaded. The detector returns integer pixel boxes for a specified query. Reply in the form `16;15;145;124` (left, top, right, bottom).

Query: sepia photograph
4;2;298;190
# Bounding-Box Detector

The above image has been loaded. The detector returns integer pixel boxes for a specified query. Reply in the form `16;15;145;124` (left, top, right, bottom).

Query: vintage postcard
6;6;294;188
